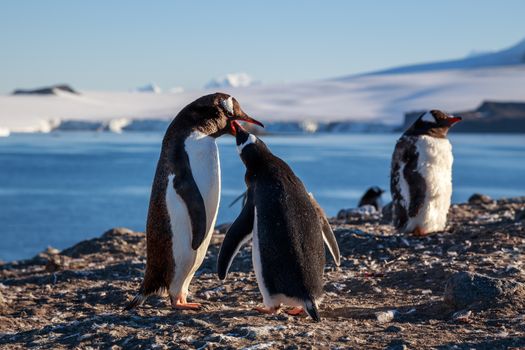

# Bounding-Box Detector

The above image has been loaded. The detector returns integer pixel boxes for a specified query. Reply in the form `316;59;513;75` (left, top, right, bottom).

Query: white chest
414;135;453;194
402;135;453;232
164;131;221;295
183;131;221;230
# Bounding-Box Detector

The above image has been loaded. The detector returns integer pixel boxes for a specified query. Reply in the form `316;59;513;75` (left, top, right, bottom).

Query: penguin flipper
173;172;207;250
308;193;341;266
403;155;426;218
217;189;255;280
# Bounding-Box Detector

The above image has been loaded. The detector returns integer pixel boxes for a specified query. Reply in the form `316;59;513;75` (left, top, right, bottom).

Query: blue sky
1;0;524;93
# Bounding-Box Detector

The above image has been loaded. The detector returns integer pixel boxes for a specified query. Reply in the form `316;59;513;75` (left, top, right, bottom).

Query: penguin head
367;186;385;197
180;93;264;137
406;109;462;138
232;121;271;168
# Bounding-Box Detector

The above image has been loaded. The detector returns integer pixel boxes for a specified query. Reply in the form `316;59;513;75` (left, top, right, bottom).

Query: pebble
384;325;403;333
376;310;397;323
451;309;472;323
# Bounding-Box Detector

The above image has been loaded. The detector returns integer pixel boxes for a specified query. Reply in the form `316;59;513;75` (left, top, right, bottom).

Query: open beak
447;116;462;126
230;120;239;136
233;111;264;128
229;111;263;136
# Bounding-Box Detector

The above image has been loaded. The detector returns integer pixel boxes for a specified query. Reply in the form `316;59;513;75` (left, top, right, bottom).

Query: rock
12;84;78;95
381;201;393;223
451;309;472;323
468;193;493;205
61;227;143;257
45;246;60;255
384;325;403;333
337;206;380;223
386;339;408;350
376;310;397;323
45;258;61;272
515;208;525;221
444;271;525;310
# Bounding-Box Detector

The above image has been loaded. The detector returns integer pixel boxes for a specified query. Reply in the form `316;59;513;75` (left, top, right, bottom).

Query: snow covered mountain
204;73;255;89
363;39;525;76
133;83;162;93
1;38;525;135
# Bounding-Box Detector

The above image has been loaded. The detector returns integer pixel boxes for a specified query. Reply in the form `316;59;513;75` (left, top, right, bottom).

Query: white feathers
403;135;453;233
165;131;221;298
221;96;234;115
421;111;436;123
237;134;257;154
166;174;195;296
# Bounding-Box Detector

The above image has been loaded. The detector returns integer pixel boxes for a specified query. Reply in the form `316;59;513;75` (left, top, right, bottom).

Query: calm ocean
1;132;524;261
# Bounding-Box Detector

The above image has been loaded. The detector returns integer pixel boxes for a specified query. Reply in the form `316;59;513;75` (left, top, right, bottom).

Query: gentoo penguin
390;110;461;236
358;186;385;211
217;122;340;322
126;93;263;310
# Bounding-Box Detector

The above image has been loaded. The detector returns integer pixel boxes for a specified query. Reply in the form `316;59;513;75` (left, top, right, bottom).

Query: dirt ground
1;197;524;349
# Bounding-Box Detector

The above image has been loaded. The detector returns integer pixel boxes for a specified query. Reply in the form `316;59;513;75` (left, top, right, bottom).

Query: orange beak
229;111;264;135
447;116;462;126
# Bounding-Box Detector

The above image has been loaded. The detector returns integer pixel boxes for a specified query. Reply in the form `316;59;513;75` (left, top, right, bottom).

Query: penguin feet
413;226;429;236
284;307;305;316
253;306;280;314
170;294;201;310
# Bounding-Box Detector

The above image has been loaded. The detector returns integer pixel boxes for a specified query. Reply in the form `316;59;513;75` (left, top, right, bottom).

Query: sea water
0;132;524;261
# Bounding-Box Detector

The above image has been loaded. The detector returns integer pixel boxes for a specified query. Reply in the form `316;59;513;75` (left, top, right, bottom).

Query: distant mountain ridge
402;101;525;133
2;38;525;135
363;38;525;76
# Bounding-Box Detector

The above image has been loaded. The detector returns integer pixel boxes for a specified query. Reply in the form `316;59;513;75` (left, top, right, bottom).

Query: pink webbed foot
284;307;305;316
170;294;201;310
253;306;280;315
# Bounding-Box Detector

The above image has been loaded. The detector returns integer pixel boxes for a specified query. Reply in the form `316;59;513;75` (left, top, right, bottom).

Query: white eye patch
221;96;234;115
237;134;257;154
421;111;436;123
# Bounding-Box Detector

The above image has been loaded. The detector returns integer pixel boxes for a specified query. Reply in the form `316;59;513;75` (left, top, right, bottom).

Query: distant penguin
390;110;461;236
126;93;263;310
358;186;385;211
217;122;340;322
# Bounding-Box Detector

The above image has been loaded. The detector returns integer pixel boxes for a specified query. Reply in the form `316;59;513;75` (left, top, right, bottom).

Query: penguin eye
221;97;234;116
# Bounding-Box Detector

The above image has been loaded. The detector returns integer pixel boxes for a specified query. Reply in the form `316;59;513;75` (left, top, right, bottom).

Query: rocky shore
1;197;524;349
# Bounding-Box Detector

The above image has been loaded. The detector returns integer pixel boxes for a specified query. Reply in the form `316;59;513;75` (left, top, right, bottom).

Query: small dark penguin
126;93;263;310
358;186;385;211
217;122;340;322
390;110;461;236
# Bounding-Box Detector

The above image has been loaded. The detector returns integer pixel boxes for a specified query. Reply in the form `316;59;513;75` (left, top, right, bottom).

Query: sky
0;0;524;93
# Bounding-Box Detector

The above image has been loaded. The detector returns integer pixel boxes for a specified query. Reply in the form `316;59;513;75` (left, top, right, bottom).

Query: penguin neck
162;127;217;165
404;124;449;139
168;111;226;139
241;148;281;174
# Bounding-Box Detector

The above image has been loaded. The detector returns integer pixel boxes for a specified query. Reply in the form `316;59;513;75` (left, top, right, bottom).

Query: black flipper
217;188;255;280
309;193;341;266
403;153;427;219
304;297;321;322
173;147;208;250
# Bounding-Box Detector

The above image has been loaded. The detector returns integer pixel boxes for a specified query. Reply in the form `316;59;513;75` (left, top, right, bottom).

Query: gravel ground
1;197;524;349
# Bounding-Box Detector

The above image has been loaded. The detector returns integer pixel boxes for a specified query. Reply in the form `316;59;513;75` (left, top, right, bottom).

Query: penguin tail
123;293;146;311
304;298;321;322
